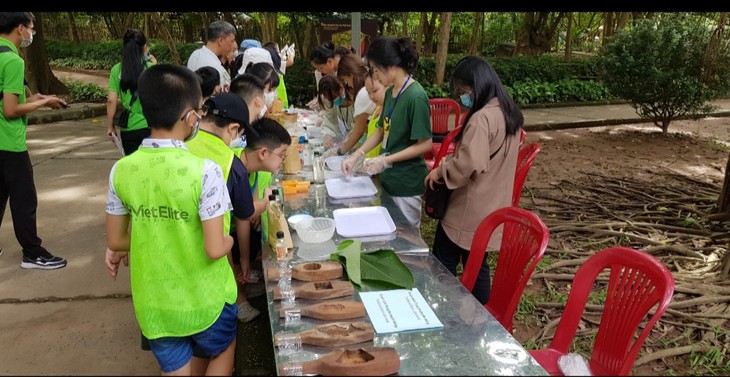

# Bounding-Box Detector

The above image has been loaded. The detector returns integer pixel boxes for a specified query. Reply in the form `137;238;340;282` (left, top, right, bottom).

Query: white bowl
295;217;336;243
287;214;313;231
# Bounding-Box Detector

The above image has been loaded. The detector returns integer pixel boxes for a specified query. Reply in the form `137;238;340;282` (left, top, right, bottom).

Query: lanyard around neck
386;75;411;120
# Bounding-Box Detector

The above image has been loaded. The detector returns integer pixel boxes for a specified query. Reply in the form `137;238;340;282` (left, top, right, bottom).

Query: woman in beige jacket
425;55;524;305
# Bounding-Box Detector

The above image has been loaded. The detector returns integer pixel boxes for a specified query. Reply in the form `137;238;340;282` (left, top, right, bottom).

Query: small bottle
312;150;325;184
297;135;307;167
301;139;313;168
271;188;283;211
275;230;287;262
269;194;280;213
273;176;285;210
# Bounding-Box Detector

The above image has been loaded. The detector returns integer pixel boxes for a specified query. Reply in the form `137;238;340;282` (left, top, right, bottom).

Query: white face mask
20;26;33;48
229;135;243;149
258;104;267;120
265;91;277;107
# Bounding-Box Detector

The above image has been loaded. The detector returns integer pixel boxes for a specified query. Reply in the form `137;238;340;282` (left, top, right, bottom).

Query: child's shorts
147;303;238;373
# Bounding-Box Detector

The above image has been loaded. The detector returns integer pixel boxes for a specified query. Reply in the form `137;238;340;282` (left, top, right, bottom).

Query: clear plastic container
312;151;325;184
294;217;335;243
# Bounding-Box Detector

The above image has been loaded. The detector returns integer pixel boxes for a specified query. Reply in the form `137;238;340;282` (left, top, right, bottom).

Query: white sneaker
244;281;267;298
237;301;260;323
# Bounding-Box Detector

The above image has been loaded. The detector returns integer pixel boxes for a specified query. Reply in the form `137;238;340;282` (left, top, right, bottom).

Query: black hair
317;75;343;110
337;54;368;103
308;41;353;65
450;55;523;139
138;64;202;131
229;73;265;107
195;66;220;99
246;117;292;151
0;12;34;34
244;62;279;90
364;36;419;75
263;45;283;74
120;29;147;94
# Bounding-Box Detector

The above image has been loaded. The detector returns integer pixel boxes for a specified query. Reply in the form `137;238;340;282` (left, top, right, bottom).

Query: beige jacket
438;98;519;250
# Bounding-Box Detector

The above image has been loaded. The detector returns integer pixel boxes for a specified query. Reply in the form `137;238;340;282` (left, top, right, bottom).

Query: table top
261;168;547;376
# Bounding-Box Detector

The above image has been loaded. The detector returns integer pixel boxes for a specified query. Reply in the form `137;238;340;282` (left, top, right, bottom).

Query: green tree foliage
598;13;730;133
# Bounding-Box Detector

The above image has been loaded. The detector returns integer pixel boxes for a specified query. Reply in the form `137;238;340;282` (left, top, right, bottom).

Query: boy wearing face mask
186;92;271;324
0;12;68;270
105;64;237;375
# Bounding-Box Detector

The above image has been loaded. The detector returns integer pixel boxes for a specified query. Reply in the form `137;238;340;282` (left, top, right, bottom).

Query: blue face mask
333;94;345;107
459;93;473;108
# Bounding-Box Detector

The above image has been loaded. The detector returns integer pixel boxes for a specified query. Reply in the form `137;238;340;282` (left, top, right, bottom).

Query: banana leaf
330;239;415;291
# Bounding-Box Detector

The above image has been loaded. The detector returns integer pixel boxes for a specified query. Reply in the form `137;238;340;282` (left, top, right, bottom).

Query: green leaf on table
330;240;415;291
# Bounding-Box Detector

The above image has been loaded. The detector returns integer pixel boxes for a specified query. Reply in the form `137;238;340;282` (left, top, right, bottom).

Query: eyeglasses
24;26;36;36
258;148;286;161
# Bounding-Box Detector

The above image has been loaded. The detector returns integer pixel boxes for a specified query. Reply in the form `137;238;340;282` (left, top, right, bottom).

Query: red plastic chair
429;98;460;142
513;142;541;207
460;206;550;334
528;247;675;376
426;125;462;170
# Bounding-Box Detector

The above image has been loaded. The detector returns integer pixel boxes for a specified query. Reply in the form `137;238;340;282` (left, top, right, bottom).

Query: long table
260;165;548;376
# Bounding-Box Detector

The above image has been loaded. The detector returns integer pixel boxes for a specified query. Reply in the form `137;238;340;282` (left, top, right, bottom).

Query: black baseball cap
203;92;258;137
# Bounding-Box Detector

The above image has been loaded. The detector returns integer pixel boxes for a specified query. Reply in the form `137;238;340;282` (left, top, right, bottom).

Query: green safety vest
186;130;234;234
112;147;237;339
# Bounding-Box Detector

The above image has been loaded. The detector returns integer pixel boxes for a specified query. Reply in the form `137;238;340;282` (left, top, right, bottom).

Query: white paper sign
359;288;443;334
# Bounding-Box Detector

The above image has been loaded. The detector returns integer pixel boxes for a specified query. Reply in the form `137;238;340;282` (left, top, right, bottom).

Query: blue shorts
147;303;238;373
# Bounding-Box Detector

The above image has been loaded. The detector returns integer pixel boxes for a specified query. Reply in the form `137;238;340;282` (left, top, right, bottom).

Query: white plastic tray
324;156;347;171
333;206;396;238
325;176;378;199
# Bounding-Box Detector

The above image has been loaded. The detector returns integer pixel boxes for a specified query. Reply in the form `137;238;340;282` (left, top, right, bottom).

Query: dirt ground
512;117;730;376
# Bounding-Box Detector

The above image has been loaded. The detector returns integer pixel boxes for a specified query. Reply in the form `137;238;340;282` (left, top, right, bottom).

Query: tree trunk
515;12;565;56
67;12;80;42
423;12;438;57
261;12;278;45
602;12;614;46
468;12;483;55
416;12;426;54
149;12;180;65
616;12;630;30
714;154;730;215
123;13;135;33
25;13;67;96
401;12;409;36
434;12;452;86
564;12;572;58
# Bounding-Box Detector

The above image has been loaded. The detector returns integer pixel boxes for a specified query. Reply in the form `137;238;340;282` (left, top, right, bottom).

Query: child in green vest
186;92;270;324
105;64;237;375
239;116;292;269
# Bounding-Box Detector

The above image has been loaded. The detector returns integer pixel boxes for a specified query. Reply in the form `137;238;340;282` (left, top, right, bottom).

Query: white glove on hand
323;147;340;158
307;97;320;111
341;150;366;177
363;156;392;176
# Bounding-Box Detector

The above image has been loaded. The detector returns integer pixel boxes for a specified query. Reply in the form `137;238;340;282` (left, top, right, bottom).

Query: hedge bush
46;38;612;107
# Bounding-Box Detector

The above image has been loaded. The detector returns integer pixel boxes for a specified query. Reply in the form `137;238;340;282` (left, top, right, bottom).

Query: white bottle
301;139;313;168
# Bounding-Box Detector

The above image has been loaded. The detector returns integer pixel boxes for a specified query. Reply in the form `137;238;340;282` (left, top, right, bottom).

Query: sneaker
20;254;67;270
244;281;267;298
237;301;260;323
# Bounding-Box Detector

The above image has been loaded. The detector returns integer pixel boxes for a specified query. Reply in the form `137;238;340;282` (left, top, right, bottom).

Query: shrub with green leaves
598;13;730;133
61;80;107;103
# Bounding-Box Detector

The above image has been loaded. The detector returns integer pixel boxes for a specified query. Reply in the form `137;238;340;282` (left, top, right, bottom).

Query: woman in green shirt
343;36;432;229
106;29;156;155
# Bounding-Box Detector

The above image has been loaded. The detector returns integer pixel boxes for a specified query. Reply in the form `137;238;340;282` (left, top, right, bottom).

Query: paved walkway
2;70;730;375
